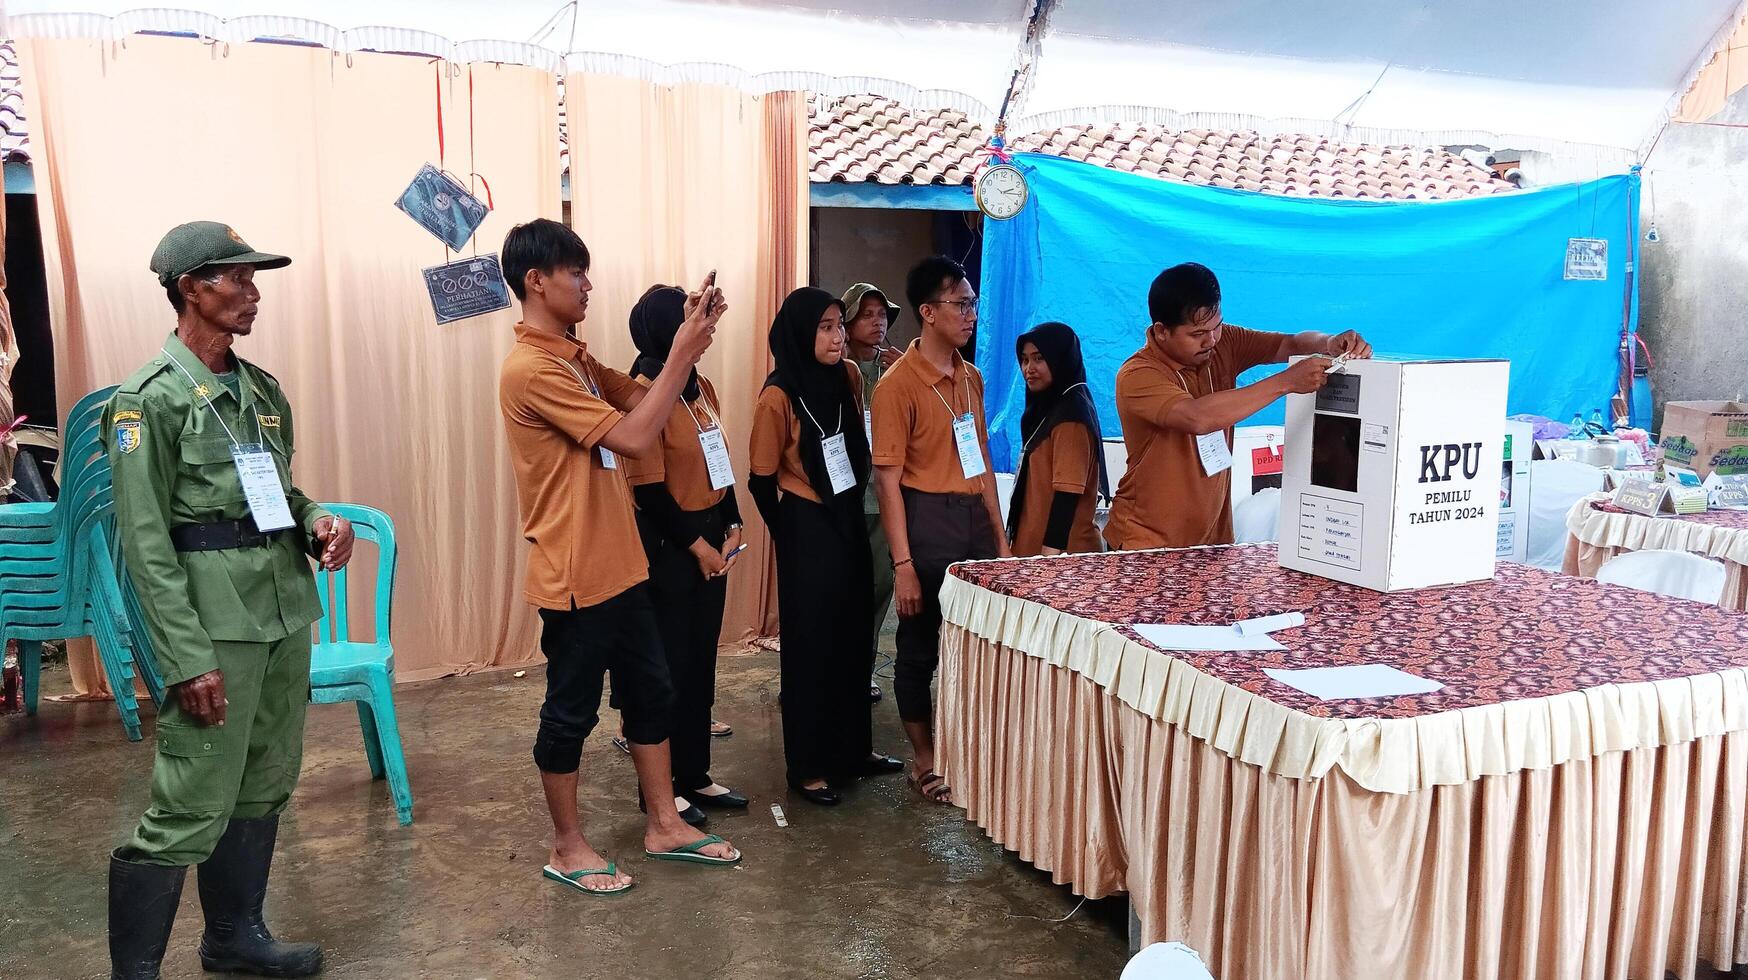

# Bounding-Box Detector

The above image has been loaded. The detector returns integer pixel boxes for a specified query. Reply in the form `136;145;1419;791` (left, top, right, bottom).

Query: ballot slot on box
1278;357;1510;592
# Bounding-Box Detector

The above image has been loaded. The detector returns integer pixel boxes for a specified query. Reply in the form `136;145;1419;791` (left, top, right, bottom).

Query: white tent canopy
9;0;1745;155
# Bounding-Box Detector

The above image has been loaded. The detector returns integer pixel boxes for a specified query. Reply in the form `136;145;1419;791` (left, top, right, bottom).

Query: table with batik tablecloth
1564;492;1748;610
934;544;1748;980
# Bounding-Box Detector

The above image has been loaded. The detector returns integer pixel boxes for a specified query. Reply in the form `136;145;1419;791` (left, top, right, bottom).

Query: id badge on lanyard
1195;430;1233;477
698;427;735;490
953;413;987;479
822;433;856;495
162;349;295;533
231;444;296;532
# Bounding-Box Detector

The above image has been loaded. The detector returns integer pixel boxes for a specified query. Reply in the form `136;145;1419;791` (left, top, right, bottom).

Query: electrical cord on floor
1003;897;1088;924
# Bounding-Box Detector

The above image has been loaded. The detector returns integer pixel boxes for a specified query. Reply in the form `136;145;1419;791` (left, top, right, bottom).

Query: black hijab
764;287;870;504
1008;321;1110;542
628;285;700;402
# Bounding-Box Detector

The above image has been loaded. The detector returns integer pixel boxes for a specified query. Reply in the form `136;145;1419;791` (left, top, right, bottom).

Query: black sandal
909;770;953;805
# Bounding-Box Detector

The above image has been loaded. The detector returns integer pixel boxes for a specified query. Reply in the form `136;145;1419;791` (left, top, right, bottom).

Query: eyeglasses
927;297;978;316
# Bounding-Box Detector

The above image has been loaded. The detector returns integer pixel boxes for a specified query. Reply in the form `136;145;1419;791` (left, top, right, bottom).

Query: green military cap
150;221;291;286
840;282;901;323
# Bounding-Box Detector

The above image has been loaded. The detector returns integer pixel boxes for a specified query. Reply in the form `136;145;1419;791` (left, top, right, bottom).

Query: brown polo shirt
870;340;992;496
499;323;649;609
623;374;729;513
1105;325;1280;550
1010;420;1103;557
749;362;864;505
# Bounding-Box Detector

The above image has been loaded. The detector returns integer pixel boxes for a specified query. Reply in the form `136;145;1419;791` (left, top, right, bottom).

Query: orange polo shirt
749;362;864;505
1010;420;1103;557
870;340;992;496
623;374;730;513
1105;325;1280;550
498;323;649;609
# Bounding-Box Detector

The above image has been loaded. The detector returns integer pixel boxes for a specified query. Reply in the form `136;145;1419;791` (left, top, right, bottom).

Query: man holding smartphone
497;219;742;896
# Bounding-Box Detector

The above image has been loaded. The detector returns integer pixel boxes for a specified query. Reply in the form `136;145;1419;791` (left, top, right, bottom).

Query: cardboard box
1497;420;1535;562
1278;358;1510;591
1230;425;1286;509
1659;401;1748;478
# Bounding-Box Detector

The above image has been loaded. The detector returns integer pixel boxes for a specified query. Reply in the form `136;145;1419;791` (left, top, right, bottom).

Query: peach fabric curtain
18;34;562;685
564;74;809;642
938;626;1748;980
1678;12;1748;123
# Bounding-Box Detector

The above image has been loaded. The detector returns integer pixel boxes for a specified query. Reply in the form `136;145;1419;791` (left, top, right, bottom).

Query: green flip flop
644;834;742;866
543;862;633;895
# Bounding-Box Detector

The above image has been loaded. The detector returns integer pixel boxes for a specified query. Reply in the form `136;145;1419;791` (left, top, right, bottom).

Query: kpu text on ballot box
1277;357;1511;592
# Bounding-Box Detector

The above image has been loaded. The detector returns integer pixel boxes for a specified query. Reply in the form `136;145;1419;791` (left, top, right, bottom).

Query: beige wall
810;206;935;348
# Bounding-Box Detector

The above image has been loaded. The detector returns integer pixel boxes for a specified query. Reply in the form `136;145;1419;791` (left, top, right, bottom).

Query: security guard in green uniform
102;221;355;980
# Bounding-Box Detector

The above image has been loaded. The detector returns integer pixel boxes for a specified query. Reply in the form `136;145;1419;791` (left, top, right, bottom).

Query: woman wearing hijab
749;287;903;806
1007;322;1110;557
620;284;748;820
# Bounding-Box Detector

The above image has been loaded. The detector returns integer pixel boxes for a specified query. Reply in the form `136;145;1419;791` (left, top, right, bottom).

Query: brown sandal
909;770;953;805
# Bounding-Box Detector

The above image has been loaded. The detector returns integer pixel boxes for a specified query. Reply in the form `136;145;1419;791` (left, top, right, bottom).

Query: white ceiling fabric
8;0;1746;157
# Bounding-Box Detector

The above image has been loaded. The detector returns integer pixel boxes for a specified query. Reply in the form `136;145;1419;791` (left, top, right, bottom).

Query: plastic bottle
1587;409;1607;437
1569;413;1589;440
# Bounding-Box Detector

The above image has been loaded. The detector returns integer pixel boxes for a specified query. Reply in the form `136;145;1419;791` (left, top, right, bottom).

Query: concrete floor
0;652;1128;980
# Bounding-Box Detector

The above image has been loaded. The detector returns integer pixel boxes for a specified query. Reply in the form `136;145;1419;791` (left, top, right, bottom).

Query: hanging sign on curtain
1563;238;1608;281
396;163;490;251
422;254;511;324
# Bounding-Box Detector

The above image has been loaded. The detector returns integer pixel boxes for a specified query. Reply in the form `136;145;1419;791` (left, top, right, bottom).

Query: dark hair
502;218;591;301
906;255;967;323
1148;262;1222;329
166;282;186;314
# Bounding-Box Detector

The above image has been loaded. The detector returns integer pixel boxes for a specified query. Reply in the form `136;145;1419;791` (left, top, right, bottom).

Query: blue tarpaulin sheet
977;153;1639;471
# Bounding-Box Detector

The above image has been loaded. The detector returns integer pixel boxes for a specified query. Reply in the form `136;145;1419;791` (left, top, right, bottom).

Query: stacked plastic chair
0;386;165;740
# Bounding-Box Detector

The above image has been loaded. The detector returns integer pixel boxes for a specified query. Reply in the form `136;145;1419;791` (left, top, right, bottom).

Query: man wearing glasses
870;256;1011;807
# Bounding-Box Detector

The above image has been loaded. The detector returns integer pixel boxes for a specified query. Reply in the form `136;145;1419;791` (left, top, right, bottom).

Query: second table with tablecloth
935;544;1748;980
1564;492;1748;609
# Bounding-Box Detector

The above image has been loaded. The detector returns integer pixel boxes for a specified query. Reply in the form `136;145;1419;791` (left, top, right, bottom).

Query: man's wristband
893;557;914;569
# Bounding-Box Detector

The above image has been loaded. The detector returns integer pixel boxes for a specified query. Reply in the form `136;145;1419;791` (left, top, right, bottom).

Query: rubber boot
109;849;187;980
195;816;323;977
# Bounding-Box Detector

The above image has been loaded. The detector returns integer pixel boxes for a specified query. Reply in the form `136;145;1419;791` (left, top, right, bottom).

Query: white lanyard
1171;363;1232;477
161;348;295;532
930;367;987;480
161;348;268;447
929;369;972;421
1019;382;1088;456
559;356;619;470
795;397;855;496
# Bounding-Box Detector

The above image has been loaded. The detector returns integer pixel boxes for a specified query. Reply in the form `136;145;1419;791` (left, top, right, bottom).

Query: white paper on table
1263;664;1443;700
1133;624;1284;652
1234;612;1305;637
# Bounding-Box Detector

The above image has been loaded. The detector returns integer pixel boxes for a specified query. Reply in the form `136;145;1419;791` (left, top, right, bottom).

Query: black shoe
196;816;323;977
790;782;842;807
640;789;709;828
687;786;749;809
109;850;187;980
855;753;905;776
869;683;883;703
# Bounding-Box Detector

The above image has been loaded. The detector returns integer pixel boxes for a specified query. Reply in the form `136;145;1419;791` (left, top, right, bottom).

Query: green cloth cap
839;282;900;326
150;221;291;286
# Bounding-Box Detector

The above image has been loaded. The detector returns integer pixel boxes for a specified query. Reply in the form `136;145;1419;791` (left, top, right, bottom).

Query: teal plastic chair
309;503;412;825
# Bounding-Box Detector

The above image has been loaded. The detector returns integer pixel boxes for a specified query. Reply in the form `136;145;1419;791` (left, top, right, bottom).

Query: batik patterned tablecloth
935;545;1748;979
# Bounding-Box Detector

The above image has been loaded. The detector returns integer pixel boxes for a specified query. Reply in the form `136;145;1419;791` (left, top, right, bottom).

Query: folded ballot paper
1132;613;1305;652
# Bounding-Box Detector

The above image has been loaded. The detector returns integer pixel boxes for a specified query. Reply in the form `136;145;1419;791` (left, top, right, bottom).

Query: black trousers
534;584;672;775
638;506;729;792
894;490;998;725
773;493;874;785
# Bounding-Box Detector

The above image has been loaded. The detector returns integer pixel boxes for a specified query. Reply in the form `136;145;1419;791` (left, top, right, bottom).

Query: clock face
977;164;1028;220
